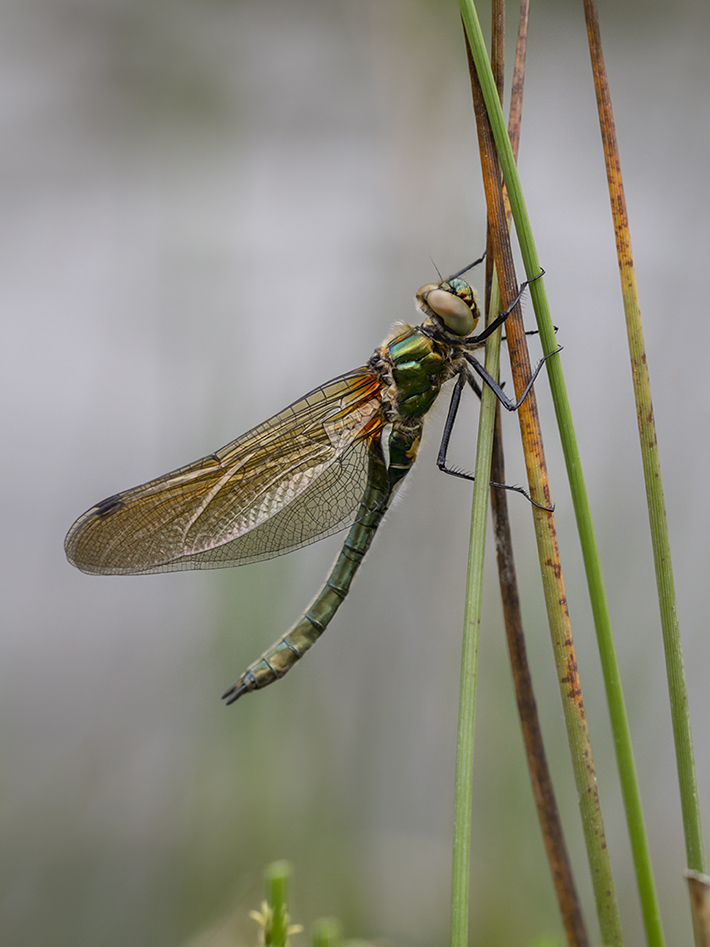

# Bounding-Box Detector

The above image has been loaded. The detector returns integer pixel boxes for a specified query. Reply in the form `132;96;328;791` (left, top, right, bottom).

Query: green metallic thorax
388;327;450;416
374;323;458;486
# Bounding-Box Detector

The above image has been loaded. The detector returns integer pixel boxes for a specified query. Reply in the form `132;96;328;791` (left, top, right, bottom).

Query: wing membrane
65;369;386;575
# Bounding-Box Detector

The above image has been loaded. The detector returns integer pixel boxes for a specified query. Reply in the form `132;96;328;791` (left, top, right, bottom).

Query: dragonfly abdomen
222;439;392;703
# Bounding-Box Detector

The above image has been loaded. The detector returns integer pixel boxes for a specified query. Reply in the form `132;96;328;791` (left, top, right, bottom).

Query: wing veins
66;368;386;574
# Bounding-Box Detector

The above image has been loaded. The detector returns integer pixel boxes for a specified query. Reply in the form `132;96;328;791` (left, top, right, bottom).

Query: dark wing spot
95;494;124;517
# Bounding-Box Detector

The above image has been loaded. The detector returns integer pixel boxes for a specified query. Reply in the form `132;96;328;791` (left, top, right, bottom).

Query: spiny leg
437;368;554;510
464;345;562;413
436;371;469;476
501;325;558;343
446;251;486;281
436;369;507;487
466;267;545;346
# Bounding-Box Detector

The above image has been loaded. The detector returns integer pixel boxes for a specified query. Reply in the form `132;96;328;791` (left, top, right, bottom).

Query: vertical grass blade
311;917;342;947
483;9;589;944
489;285;589;947
249;861;303;947
582;0;707;882
459;1;672;943
449;250;504;947
459;2;632;943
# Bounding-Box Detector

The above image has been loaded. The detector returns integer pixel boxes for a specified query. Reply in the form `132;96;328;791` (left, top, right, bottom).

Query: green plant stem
449;275;504;947
311;917;342;947
460;4;638;945
582;0;706;881
459;2;666;945
266;861;294;947
488;12;588;941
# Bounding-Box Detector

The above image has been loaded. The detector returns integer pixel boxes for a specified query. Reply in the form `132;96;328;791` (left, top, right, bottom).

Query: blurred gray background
2;0;709;945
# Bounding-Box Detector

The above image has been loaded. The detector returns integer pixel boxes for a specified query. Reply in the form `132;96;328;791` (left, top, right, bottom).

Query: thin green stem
268;861;290;947
449;278;503;947
252;861;302;947
460;0;664;947
582;0;706;882
460;0;644;944
311;918;342;947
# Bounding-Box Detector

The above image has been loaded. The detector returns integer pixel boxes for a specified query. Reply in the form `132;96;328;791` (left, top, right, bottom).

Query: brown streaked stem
583;0;707;891
483;5;589;945
490;397;589;947
462;1;673;944
463;14;623;946
686;871;710;947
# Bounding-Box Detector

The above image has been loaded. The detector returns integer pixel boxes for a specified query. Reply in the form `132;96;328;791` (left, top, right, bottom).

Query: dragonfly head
415;277;480;337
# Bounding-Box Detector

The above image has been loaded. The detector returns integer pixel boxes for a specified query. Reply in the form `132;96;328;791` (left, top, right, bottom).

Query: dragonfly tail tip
221;679;252;705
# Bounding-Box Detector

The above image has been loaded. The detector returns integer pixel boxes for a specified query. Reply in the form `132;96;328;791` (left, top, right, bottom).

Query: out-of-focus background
2;0;709;944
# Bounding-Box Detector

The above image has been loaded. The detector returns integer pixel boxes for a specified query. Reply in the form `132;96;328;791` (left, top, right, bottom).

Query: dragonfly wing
65;369;386;575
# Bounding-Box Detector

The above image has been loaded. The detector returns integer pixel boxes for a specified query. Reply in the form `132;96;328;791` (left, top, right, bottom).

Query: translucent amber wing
65;369;386;575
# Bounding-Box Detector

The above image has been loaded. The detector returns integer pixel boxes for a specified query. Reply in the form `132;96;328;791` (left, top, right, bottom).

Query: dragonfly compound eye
417;283;477;336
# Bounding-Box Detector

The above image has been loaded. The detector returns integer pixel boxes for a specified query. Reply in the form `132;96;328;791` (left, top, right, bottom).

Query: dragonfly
65;261;551;704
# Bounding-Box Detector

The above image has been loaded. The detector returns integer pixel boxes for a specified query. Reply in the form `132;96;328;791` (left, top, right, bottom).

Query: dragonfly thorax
370;323;459;427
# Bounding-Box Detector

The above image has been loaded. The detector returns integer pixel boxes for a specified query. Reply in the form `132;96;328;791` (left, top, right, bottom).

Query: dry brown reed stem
464;19;622;943
471;6;588;943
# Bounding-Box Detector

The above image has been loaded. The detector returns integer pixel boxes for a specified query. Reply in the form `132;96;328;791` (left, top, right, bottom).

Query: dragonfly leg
501;324;558;343
437;368;554;511
437;371;467;475
466;267;545;346
436;369;497;483
445;251;486;281
437;368;494;482
464;345;562;412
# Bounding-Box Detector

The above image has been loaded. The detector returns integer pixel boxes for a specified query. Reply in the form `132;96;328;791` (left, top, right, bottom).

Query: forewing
65;369;386;575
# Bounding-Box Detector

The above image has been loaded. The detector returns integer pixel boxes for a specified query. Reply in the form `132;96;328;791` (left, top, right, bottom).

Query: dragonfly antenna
429;257;444;282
